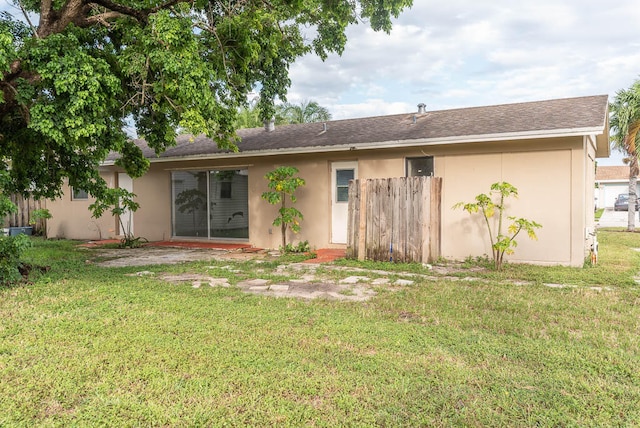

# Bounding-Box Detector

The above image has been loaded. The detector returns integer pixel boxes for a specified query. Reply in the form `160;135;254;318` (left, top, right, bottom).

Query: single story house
595;165;636;209
47;95;610;267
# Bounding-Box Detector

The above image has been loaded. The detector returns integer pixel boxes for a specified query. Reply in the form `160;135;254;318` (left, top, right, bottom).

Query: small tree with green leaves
261;167;306;250
29;208;52;237
454;182;542;270
89;188;145;248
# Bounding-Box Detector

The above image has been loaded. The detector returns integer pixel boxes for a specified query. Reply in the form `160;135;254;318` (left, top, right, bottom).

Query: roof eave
595;106;611;158
596;178;631;183
100;126;607;166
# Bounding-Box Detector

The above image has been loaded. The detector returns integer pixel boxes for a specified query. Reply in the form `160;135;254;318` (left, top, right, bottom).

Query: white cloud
287;0;639;125
284;0;640;166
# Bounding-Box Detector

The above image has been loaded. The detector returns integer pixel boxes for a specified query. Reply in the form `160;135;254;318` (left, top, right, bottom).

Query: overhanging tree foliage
0;0;412;216
610;79;640;232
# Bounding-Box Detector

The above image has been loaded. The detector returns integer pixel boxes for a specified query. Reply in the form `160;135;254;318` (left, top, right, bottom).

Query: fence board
365;180;374;260
391;178;402;262
421;178;431;261
358;181;366;260
406;177;423;260
408;178;415;261
347;176;441;264
403;178;411;262
379;179;391;261
3;195;46;234
430;177;442;260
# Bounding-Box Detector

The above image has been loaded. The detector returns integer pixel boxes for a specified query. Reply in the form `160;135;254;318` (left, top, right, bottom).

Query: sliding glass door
208;170;249;238
172;169;249;239
172;171;208;237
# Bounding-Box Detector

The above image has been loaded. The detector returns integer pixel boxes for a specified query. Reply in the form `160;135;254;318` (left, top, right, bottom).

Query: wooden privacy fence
346;177;442;264
2;194;46;233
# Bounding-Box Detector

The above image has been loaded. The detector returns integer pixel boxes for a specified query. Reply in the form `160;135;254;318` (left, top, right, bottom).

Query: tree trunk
628;155;639;232
281;196;287;250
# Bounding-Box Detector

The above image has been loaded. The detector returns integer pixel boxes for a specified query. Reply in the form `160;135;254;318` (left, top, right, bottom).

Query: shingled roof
113;95;609;162
596;165;630;181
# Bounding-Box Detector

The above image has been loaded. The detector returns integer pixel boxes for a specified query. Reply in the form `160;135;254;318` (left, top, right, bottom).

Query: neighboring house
595;165;637;209
47;95;610;267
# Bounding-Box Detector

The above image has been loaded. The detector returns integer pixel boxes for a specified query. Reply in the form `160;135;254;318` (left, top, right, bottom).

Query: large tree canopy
0;0;412;216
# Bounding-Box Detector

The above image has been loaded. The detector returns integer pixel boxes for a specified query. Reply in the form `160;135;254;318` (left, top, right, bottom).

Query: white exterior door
331;161;357;244
118;173;134;236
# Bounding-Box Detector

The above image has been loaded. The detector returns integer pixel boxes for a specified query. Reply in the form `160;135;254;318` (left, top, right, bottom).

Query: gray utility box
9;227;33;236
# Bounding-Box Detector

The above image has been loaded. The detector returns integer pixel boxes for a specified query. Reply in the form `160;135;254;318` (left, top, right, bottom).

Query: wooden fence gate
346;177;441;264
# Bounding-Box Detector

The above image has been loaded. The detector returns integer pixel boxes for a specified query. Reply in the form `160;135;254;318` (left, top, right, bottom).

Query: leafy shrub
120;235;148;249
29;208;52;237
29;208;52;224
282;240;311;253
0;234;31;284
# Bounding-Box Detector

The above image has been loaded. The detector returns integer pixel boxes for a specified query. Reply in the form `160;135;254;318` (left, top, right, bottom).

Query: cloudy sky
3;0;637;164
285;0;640;165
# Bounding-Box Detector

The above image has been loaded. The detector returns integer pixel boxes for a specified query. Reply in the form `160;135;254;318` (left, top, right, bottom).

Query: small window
406;157;434;177
72;188;88;200
220;182;232;199
336;169;354;202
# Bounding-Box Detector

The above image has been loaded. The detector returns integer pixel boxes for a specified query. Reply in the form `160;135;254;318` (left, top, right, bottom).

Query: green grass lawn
1;232;639;426
594;207;604;220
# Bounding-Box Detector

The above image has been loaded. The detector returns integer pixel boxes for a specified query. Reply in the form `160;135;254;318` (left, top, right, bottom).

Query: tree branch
39;0;55;34
86;0;149;22
36;0;192;37
17;0;39;37
150;0;192;14
85;11;128;26
37;0;85;38
87;0;194;24
0;81;30;124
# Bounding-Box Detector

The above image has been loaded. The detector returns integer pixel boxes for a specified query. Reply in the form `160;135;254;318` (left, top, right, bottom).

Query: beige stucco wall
47;171;118;240
47;135;594;266
440;150;573;264
249;156;332;249
132;166;172;241
435;137;588;265
121;154;402;249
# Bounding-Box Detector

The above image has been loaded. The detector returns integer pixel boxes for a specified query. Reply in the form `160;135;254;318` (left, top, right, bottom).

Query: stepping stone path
161;274;230;289
153;271;379;301
135;262;391;301
115;248;620;301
